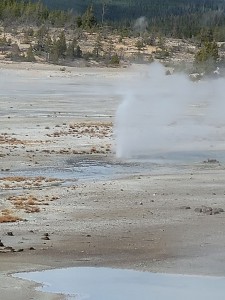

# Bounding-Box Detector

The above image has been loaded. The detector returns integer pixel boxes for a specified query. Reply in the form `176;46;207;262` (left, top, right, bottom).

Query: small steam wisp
134;17;148;34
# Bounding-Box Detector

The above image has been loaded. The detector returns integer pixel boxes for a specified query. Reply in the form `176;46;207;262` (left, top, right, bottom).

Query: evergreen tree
50;38;59;63
10;42;21;61
82;5;97;29
76;16;83;28
195;40;219;73
57;31;67;58
75;45;82;58
110;53;120;65
26;44;36;62
93;34;103;58
66;38;77;59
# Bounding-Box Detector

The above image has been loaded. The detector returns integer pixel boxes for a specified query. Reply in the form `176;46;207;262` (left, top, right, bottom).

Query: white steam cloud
115;63;225;160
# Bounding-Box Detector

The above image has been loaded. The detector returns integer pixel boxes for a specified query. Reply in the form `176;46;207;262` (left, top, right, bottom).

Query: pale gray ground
0;62;225;299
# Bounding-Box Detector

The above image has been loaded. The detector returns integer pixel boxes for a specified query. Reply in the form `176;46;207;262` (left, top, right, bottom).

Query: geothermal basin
1;63;225;300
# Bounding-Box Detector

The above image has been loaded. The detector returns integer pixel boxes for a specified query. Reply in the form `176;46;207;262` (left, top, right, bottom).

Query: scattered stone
0;246;14;253
5;246;15;252
203;159;220;164
194;207;202;213
7;232;14;236
42;233;50;240
194;206;224;215
205;211;212;215
202;206;212;213
212;208;223;215
16;248;24;252
180;206;191;210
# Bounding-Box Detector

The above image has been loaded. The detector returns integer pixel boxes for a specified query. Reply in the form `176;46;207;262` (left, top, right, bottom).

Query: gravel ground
1;62;225;300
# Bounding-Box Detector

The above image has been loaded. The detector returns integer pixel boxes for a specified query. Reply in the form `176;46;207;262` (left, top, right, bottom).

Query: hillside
37;0;225;21
0;0;224;72
28;0;225;39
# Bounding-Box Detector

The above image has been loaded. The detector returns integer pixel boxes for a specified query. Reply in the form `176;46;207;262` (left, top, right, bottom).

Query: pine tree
75;45;82;58
10;42;21;61
82;5;97;29
66;38;77;59
57;31;67;58
110;53;120;65
26;44;36;62
195;40;219;73
50;38;59;63
93;34;103;58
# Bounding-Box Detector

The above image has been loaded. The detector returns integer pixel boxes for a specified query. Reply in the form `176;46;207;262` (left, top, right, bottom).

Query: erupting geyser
115;63;225;159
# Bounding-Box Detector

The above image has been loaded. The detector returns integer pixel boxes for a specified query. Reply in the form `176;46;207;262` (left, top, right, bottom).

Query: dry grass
7;194;58;213
0;215;22;223
47;122;113;139
0;176;63;190
8;195;43;213
0;176;27;182
0;133;42;145
0;209;22;223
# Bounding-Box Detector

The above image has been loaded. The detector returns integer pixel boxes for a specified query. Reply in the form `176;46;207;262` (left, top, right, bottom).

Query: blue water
16;267;225;300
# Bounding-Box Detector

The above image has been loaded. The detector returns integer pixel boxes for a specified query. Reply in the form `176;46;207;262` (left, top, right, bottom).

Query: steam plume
115;63;225;160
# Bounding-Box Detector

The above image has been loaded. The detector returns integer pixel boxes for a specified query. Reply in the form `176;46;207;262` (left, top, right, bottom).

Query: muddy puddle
0;159;156;183
16;267;225;300
1;151;223;185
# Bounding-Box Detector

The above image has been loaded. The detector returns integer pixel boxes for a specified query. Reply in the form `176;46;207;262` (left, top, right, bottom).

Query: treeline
2;0;225;41
0;0;76;27
36;0;225;40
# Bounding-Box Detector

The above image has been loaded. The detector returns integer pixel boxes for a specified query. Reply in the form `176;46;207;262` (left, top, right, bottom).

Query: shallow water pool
16;267;225;300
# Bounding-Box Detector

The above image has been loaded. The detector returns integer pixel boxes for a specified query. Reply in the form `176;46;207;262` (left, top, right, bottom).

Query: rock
194;208;202;213
202;206;212;213
207;159;219;164
212;208;222;215
0;246;14;253
42;233;50;240
194;206;224;215
0;240;4;247
205;211;212;215
29;247;36;250
180;206;191;210
7;232;14;236
16;248;24;252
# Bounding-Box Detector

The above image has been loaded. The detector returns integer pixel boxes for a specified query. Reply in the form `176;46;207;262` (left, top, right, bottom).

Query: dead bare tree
101;0;111;25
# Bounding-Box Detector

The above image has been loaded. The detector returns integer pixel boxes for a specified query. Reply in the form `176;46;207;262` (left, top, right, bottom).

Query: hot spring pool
15;267;225;300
